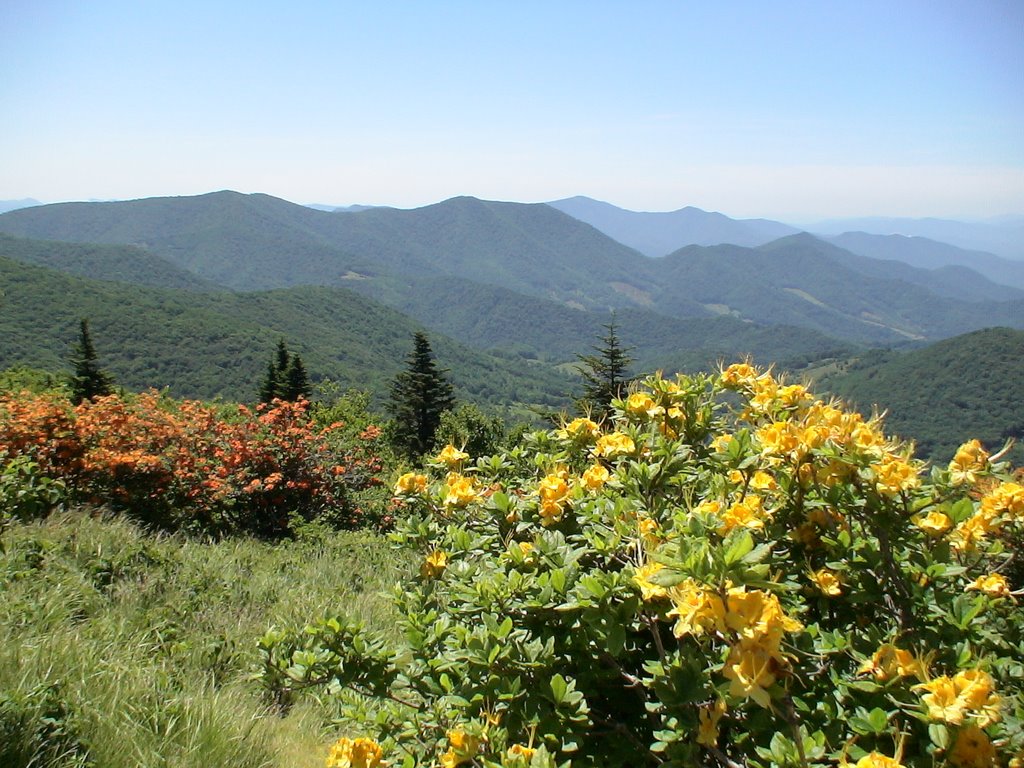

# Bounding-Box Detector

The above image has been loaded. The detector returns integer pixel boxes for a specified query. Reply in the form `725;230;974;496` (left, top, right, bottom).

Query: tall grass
0;510;411;767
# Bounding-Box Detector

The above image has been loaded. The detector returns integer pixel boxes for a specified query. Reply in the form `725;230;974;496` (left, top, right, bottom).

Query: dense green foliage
818;328;1024;464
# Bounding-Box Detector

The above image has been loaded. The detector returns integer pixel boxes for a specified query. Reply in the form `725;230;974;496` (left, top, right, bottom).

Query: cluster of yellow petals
873;455;922;496
915;510;953;537
557;417;600;442
951;482;1024;552
720;362;761;388
626;392;659;418
810;568;842;596
948;439;990;486
965;573;1011;598
593;432;635;458
440;728;481;768
581;463;610;491
633;561;669;601
394;471;427;495
325;737;383;768
717;495;768;534
444;473;478;508
505;744;537;765
857;643;928;682
696;698;727;746
436;444;470;467
949;724;998;768
420;550;448;580
538;470;571;526
915;669;1002;726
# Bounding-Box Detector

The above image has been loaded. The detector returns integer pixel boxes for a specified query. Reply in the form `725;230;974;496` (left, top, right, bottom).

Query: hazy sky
2;1;1022;221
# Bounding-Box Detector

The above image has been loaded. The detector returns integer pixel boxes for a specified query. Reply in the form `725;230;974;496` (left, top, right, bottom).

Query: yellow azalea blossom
638;516;662;545
394;472;427;495
757;421;801;457
626;392;657;417
980;481;1024;519
436;444;469;466
711;433;734;453
594;432;635;458
723;638;777;708
444;728;480;765
667;580;726;637
581;463;610;491
724;587;802;651
750;470;778;491
718;495;766;534
558;417;600;441
633;562;669;601
858;644;927;682
853;752;907;768
721;362;760;388
948;439;990;485
949;724;997;768
873;456;921;495
420;550;448;579
915;669;999;726
325;736;383;768
966;573;1011;598
539;499;564;527
810;568;842;597
915;510;953;537
917;675;968;723
444;474;477;508
517;541;534;557
694;499;722;517
538;473;570;506
696;698;726;747
777;383;811;408
951;514;994;552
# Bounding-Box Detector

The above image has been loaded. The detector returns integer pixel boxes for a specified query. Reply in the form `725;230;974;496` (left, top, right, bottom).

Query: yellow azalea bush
261;366;1024;768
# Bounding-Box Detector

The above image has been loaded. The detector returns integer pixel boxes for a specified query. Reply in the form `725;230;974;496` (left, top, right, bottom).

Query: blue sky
2;1;1022;220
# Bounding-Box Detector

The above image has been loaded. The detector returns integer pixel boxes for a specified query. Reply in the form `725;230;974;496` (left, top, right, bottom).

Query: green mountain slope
651;235;1024;343
815;327;1024;463
0;233;220;290
0;256;574;408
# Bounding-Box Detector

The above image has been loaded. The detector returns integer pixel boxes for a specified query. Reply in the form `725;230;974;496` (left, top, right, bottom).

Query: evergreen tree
69;318;114;404
258;361;279;403
575;316;634;420
388;332;455;460
283;354;311;401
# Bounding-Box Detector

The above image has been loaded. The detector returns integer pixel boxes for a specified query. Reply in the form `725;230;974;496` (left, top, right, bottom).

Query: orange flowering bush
262;366;1023;767
0;391;385;536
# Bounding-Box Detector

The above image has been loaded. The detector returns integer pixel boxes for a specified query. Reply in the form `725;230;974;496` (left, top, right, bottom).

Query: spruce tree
69;318;114;405
283;354;311;401
575;316;634;420
388;332;455;460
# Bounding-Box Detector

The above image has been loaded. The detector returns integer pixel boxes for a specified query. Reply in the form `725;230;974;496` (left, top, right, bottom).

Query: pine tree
388;332;455;460
575;316;634;420
69;318;114;405
283;354;311;401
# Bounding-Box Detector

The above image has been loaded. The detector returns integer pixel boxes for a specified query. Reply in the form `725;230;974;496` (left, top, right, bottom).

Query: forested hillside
817;327;1024;463
0;256;573;408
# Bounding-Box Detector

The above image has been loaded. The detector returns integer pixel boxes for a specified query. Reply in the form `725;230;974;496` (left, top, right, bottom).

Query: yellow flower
420;550;448;579
581;463;610;491
725;587;802;651
757;421;801;457
443;728;480;765
810;568;842;597
915;510;953;537
711;433;734;453
394;472;427;495
538;473;570;505
325;736;383;768
721;362;760;388
949;724;997;768
506;744;536;764
594;432;635;458
539;499;564;527
750;470;778;491
558;416;600;441
965;573;1011;598
667;580;726;637
948;439;989;485
858;644;927;682
444;474;477;508
873;456;921;495
633;562;669;601
626;392;657;417
980;481;1024;519
718;495;765;534
853;752;906;768
696;698;726;746
723;638;777;708
436;444;469;467
917;676;968;724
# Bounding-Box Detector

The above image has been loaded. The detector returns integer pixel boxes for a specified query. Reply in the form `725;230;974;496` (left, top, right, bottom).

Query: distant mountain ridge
1;191;1021;351
547;195;800;256
812;216;1024;261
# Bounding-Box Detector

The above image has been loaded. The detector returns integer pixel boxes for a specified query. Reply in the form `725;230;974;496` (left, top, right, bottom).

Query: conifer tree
283;354;311;401
575;316;634;420
69;318;114;404
388;332;455;460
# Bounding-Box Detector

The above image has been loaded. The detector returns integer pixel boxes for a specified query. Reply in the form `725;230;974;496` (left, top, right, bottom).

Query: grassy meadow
0;510;412;767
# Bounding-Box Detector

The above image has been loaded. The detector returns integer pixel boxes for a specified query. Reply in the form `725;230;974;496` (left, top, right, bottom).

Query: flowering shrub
262;365;1023;768
0;391;386;536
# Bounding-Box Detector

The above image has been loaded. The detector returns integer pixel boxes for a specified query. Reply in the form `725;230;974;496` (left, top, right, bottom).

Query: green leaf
550;674;568;705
